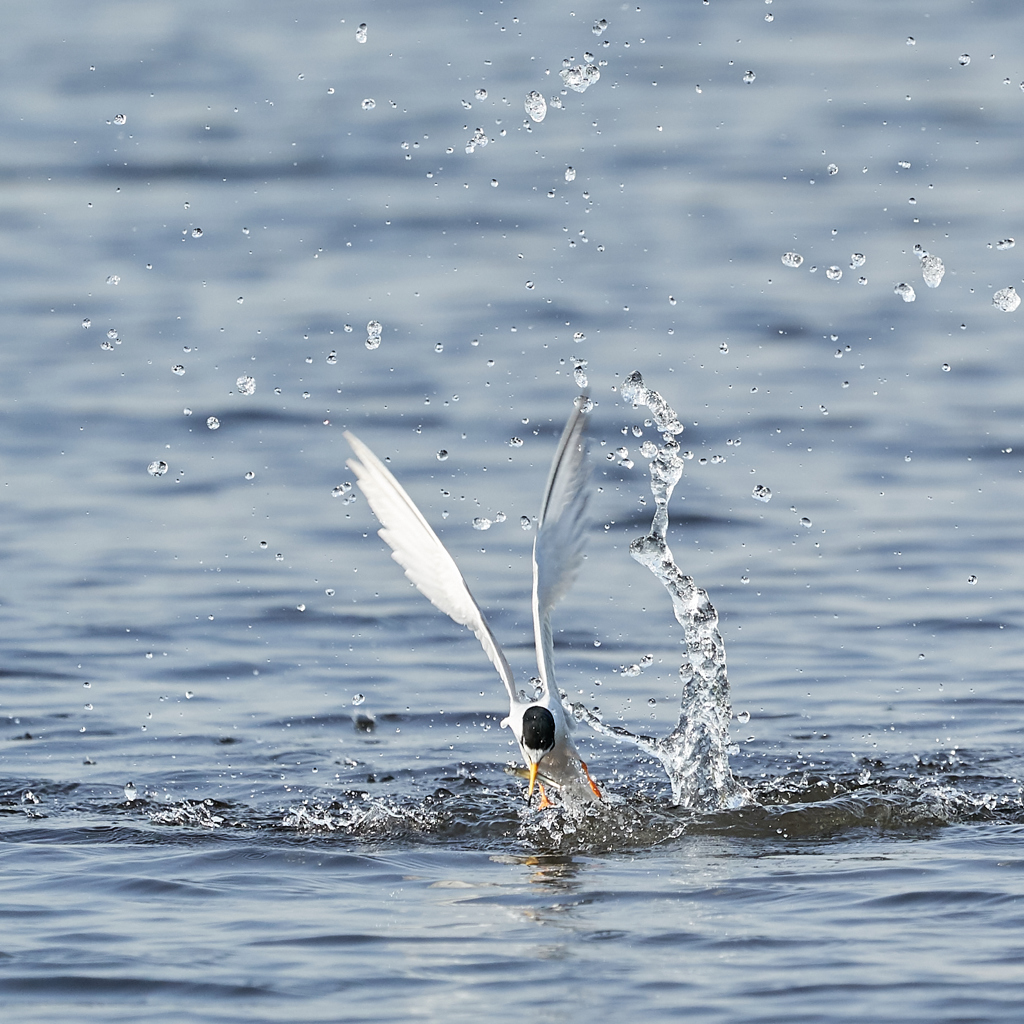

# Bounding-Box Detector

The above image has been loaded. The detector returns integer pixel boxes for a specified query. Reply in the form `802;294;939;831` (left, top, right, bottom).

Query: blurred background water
3;0;1024;1020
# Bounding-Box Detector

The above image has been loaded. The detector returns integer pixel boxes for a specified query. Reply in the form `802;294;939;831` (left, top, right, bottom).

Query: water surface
2;1;1024;1020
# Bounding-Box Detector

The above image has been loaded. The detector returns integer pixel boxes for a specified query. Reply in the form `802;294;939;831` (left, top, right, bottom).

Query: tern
344;397;601;808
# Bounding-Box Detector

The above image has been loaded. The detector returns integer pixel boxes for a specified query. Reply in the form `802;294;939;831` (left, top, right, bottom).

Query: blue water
3;0;1024;1020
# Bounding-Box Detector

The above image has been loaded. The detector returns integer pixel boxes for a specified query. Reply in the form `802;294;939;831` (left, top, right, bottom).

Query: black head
521;705;556;756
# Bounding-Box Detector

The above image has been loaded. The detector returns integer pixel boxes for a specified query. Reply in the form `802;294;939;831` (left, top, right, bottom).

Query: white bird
344;397;601;808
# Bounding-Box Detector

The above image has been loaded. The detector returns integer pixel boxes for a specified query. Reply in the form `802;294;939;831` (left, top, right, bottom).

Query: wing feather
344;431;517;703
532;397;591;690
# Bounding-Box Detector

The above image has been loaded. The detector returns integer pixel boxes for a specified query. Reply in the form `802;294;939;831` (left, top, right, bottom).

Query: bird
344;396;602;808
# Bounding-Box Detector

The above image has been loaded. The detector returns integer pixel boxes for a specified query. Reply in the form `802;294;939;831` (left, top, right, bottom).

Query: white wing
344;431;518;703
532;397;591;692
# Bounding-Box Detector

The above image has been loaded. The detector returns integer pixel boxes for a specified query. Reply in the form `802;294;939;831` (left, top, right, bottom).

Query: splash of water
571;371;748;810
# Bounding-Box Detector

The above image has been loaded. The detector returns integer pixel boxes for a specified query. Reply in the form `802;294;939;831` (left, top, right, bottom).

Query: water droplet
148;460;168;477
472;517;492;531
259;541;268;549
331;482;353;498
113;113;127;125
850;253;866;268
520;515;533;530
436;450;449;461
967;574;978;585
995;238;1015;250
475;88;487;99
327;350;337;363
124;782;137;801
356;23;367;43
592;18;608;35
525;90;547;122
742;70;756;84
236;375;256;396
800;517;812;528
920;253;945;288
993;286;1020;311
206;416;220;430
826;265;842;281
525;280;535;290
464;127;489;153
737;710;751;724
361;98;375;110
959;53;971;66
640;440;658;459
573;331;586;342
82;318;91;329
275;553;284;561
827;162;838;175
509;437;524;448
894;282;916;302
171;364;186;375
752;484;772;502
574;367;589;388
781;252;803;268
325;588;335;596
565;166;576;182
106;275;120;285
941;363;951;372
560;62;601;93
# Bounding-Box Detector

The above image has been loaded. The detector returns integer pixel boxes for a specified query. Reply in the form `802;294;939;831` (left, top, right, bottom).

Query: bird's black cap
522;705;556;755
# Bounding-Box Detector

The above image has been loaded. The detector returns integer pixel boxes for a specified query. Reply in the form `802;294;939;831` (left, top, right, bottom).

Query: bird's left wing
345;431;518;704
532;396;591;691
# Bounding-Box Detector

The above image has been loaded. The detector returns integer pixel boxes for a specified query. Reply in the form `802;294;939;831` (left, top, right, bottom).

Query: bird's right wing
344;431;518;704
532;396;592;691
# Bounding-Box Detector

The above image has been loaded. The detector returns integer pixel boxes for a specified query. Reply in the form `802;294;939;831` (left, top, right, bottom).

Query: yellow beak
526;761;539;804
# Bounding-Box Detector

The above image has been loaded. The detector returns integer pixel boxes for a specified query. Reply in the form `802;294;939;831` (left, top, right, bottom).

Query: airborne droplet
524;90;547;122
920;253;945;288
993;287;1020;312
